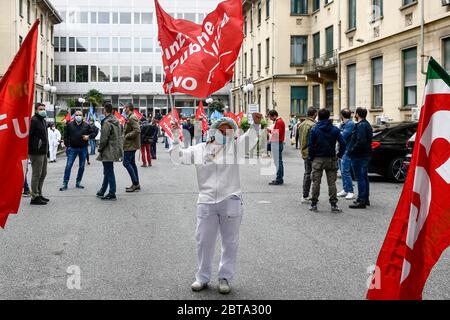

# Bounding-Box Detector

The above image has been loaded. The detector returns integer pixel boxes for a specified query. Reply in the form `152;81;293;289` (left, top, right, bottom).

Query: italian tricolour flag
367;58;450;300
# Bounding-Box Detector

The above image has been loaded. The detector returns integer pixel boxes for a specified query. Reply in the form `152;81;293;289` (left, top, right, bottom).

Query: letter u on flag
367;58;450;300
0;20;39;228
155;0;244;98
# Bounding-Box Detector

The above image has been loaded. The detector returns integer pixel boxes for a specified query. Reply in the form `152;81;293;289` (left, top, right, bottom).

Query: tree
86;89;104;107
208;100;225;114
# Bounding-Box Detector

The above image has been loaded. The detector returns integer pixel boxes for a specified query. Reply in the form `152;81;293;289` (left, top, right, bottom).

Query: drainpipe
420;0;427;75
337;0;342;111
271;0;276;112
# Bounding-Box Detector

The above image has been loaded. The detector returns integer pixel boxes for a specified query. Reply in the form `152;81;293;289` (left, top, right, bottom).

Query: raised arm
236;113;262;156
169;126;196;165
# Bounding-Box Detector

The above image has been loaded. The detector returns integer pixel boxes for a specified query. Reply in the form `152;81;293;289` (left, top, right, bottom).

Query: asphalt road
0;141;448;300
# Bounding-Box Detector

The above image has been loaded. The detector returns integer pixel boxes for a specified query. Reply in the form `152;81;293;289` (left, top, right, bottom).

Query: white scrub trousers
195;196;243;284
49;145;58;162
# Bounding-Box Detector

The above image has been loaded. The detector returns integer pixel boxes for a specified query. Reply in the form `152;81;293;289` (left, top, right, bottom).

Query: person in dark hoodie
347;107;373;209
96;103;123;201
28;103;50;205
308;108;346;213
60;110;98;191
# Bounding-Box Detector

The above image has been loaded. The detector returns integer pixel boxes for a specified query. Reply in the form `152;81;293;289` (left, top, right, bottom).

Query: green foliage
56;122;66;139
86;89;104;107
67;98;77;109
240;117;250;132
208;100;225;114
260;118;268;129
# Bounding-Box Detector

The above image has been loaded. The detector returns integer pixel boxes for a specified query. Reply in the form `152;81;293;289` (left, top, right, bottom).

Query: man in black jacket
28;103;50;205
60;110;98;191
347;107;373;209
148;119;159;159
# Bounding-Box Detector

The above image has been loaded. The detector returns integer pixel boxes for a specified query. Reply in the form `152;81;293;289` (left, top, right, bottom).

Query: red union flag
367;58;450;300
0;21;39;228
195;101;208;133
155;0;244;98
114;111;126;126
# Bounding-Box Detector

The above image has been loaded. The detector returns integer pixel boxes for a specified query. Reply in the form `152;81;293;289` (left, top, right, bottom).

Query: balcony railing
304;50;338;74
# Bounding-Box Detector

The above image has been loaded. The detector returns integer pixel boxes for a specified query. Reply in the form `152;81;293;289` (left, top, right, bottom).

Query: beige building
231;0;450;124
0;0;62;107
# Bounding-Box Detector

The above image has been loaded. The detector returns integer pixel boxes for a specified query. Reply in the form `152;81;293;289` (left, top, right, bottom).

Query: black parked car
369;122;418;183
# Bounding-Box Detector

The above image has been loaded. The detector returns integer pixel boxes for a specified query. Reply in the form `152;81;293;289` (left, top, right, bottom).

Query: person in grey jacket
96;104;123;201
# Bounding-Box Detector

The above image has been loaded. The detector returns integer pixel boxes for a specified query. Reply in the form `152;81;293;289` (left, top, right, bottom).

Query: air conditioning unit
375;115;390;125
442;0;450;7
411;107;421;121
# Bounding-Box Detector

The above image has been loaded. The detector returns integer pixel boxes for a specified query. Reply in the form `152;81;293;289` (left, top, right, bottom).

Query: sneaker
345;193;355;200
101;194;117;201
218;279;231;295
22;190;31;197
96;191;105;198
59;184;68;191
76;184;85;189
269;180;284;186
126;184;141;193
30;197;47;205
301;197;311;204
309;204;318;212
141;164;148;167
191;281;208;292
349;202;367;209
331;205;343;213
337;190;347;197
39;196;50;203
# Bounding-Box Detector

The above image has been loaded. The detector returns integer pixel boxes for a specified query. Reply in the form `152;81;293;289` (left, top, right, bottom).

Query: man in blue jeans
337;109;356;200
267;110;286;185
60;110;98;191
122;103;141;192
347;107;373;209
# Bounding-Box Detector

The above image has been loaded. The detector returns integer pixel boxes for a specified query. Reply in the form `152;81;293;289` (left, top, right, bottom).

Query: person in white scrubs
48;123;61;163
170;113;262;295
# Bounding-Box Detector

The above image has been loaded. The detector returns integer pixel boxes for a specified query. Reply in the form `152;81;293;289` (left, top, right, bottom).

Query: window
347;64;356;110
372;0;383;21
39;51;43;76
69;65;75;82
403;0;416;6
155;66;163;82
313;0;320;12
266;38;270;68
19;0;23;17
98;66;110;82
54;37;60;52
112;12;119;24
91;66;97;82
19;36;23;47
142;13;153;24
313;32;320;59
27;0;31;23
76;65;89;82
244;16;247;36
250;7;253;33
291;86;308;115
244;53;247;77
184;13;196;22
134;12;141;24
257;43;262;72
265;87;271;112
91;12;97;24
60;65;66;82
76;37;88;52
372;57;383;109
313;85;320;108
91;38;98;52
141;66;153;82
134;66;141;82
120;66;131;82
112;66;118;82
291;36;308;65
77;12;88;24
69;37;75;52
348;0;356;30
250;49;253;77
257;1;262;25
266;0;270;18
134;38;141;52
54;65;59;82
40;14;44;35
98;12;110;24
291;0;308;15
98;37;109;52
403;47;417;107
198;13;205;23
120;12;131;24
444;38;450;73
112;37;119;52
60;37;66;52
325;82;334;112
325;26;334;55
142;38;153;52
120;37;131;52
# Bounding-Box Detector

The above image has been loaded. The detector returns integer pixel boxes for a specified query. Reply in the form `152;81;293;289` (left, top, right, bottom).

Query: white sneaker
301;197;311;204
218;278;231;295
191;281;208;292
345;193;355;200
337;190;347;197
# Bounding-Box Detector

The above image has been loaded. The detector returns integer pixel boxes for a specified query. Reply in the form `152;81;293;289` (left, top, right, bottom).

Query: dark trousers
150;142;157;159
63;147;87;184
302;158;313;198
311;157;339;205
89;139;96;155
123;150;140;185
100;162;116;195
351;157;371;203
141;144;152;166
271;141;284;183
29;154;47;199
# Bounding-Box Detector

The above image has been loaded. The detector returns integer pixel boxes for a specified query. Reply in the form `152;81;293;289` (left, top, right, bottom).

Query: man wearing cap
170;113;262;295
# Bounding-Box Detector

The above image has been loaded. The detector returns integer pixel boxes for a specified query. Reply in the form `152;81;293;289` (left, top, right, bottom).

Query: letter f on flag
367;58;450;300
0;20;39;228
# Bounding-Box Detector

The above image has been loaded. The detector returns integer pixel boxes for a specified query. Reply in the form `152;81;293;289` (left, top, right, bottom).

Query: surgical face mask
38;110;47;118
214;130;232;145
75;115;83;123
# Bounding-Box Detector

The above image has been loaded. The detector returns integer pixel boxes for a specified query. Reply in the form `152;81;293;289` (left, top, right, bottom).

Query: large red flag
134;109;143;120
0;21;39;228
160;112;175;140
367;58;450;300
195;101;208;133
155;0;243;98
114;111;126;126
224;112;239;127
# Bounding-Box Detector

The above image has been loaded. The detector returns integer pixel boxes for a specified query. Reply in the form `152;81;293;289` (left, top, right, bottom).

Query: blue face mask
214;131;229;145
38;110;47;118
75;116;83;123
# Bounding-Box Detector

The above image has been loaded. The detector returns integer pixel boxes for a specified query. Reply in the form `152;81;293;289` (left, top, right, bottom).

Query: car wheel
387;157;407;183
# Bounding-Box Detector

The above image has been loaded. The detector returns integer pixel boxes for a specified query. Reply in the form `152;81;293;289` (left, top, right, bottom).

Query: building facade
231;0;450;124
0;0;62;110
51;0;231;118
